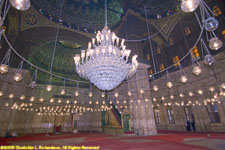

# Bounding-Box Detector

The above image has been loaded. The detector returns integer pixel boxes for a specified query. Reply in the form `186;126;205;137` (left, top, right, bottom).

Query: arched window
213;6;222;17
190;46;200;59
159;64;164;71
173;56;180;67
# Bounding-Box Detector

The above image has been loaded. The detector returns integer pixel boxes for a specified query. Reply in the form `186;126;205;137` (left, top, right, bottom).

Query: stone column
128;63;157;135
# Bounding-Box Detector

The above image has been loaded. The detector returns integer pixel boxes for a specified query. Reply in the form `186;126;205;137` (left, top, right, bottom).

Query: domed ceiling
31;0;123;32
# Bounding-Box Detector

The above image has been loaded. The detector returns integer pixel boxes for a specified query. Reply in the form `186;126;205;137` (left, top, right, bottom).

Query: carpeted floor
1;131;225;150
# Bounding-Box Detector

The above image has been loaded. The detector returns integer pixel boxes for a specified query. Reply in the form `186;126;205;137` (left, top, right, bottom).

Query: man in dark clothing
191;121;196;132
186;120;191;132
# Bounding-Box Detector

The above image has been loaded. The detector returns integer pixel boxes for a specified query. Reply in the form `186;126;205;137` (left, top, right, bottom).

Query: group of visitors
4;130;18;138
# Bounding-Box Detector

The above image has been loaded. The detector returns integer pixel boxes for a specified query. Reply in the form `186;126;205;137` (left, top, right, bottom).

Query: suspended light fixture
101;93;105;98
10;0;31;11
181;0;199;13
1;49;11;74
198;89;203;95
167;81;173;88
73;0;138;91
189;91;194;97
209;37;222;50
9;93;14;99
221;83;225;89
61;89;66;95
170;95;174;99
60;79;66;95
179;93;184;98
209;86;215;92
89;92;93;98
20;95;25;100
153;85;158;91
205;17;219;32
140;89;144;94
180;75;188;83
14;73;22;82
46;85;52;92
192;65;202;75
30;69;37;88
127;91;131;96
200;39;215;66
114;92;119;98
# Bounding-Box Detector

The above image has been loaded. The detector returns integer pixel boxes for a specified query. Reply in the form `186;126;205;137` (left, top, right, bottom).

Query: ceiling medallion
74;0;138;91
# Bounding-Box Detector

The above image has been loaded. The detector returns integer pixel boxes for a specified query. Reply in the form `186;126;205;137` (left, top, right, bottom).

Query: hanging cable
49;0;64;73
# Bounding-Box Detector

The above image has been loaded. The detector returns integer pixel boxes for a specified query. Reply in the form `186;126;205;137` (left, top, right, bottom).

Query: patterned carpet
1;132;225;150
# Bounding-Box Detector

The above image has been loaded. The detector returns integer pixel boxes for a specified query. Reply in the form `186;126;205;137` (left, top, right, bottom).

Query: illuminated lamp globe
167;81;173;88
30;81;36;88
189;92;194;97
192;66;201;76
204;55;214;66
74;91;79;97
153;85;158;92
140;89;144;94
20;95;25;100
180;75;188;83
89;92;93;98
181;0;199;13
61;89;66;95
14;73;22;82
114;92;119;98
10;0;30;11
209;86;215;92
127;91;131;96
0;64;8;74
209;37;222;50
198;89;203;95
204;17;219;32
46;85;52;92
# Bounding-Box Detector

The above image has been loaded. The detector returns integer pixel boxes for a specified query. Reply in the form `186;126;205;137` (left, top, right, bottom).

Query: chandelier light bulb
170;95;174;99
192;66;202;76
204;17;219;32
0;91;3;97
10;0;31;11
181;0;200;13
180;75;188;83
46;85;52;92
14;73;22;82
209;37;222;50
167;81;173;88
153;85;158;92
61;89;66;95
114;92;119;98
0;64;8;74
58;99;62;103
204;55;214;66
161;96;165;100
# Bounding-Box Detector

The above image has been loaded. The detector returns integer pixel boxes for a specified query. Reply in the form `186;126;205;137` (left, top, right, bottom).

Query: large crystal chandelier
74;0;138;91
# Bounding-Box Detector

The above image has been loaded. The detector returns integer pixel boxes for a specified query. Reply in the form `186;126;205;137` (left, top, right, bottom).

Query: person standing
186;120;191;132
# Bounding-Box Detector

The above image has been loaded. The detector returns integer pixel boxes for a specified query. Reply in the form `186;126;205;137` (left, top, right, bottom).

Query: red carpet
1;131;225;150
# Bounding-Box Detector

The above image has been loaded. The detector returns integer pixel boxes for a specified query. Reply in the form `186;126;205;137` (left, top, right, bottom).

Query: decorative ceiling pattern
31;0;123;32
